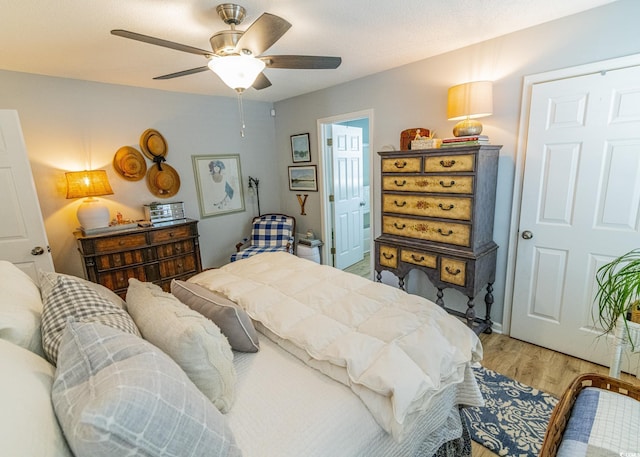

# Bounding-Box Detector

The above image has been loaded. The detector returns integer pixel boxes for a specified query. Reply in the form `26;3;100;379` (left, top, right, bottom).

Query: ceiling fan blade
261;55;342;69
252;72;272;90
153;66;210;80
111;29;212;57
234;13;291;56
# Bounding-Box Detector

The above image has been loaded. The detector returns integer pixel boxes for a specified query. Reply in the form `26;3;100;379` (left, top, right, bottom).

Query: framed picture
290;133;311;162
288;165;318;192
192;154;245;218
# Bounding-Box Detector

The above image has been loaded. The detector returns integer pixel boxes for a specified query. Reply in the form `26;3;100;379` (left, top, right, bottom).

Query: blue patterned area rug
461;366;558;457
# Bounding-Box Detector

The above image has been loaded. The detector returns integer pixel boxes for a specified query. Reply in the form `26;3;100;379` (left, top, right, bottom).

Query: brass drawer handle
394;179;407;187
437;228;453;236
445;266;461;275
119;240;125;246
394;160;407;169
169;232;175;238
382;252;395;260
394;200;407;207
440;159;456;168
438;203;454;211
393;222;406;230
439;180;455;188
411;254;425;262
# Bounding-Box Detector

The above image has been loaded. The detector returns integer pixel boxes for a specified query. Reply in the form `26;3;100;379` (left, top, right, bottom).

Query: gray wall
272;0;640;330
0;71;278;277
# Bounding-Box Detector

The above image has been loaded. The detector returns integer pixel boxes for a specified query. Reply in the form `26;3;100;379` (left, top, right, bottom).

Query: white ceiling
0;0;617;102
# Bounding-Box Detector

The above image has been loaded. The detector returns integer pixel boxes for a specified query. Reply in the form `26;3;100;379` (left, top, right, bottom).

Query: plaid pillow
41;275;140;364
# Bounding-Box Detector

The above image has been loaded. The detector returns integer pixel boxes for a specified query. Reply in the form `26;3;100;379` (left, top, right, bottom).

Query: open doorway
317;110;373;277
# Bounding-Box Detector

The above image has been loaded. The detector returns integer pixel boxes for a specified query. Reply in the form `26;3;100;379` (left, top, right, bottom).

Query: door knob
521;230;534;240
359;201;366;207
31;246;45;256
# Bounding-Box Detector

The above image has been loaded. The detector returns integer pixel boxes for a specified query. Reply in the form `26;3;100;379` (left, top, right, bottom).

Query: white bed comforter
190;252;483;440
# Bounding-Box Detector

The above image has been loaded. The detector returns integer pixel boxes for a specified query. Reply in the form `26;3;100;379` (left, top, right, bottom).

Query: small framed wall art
290;133;311;162
192;154;245;218
288;165;318;192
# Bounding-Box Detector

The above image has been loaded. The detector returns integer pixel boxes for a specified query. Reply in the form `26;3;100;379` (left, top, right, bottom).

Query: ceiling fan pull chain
237;92;246;137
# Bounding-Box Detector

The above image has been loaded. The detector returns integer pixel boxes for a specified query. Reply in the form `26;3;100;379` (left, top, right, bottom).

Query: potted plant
595;248;640;349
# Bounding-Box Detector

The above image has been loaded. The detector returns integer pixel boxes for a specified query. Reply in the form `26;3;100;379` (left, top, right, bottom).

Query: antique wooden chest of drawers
374;144;500;334
75;219;202;298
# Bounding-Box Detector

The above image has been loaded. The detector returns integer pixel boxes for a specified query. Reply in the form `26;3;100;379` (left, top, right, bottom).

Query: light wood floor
470;332;640;457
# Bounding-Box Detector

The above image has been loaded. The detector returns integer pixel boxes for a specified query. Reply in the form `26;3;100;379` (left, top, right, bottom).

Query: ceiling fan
111;3;342;93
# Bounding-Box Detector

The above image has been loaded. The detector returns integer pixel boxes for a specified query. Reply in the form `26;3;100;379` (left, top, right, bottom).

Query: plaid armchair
230;213;296;262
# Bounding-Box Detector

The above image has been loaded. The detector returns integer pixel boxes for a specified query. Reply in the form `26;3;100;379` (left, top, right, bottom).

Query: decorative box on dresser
75;219;202;298
374;144;501;334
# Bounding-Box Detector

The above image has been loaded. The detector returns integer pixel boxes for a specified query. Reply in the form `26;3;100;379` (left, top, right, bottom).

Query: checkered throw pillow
250;216;293;248
41;275;140;364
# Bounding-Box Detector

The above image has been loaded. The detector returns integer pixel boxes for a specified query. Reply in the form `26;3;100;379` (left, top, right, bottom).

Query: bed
188;251;484;456
1;253;483;457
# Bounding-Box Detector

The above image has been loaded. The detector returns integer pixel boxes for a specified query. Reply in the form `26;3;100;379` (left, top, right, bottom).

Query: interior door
510;65;640;367
0;110;54;280
332;124;364;269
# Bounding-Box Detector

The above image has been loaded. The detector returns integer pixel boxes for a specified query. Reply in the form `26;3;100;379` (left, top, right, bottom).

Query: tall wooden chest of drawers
374;144;500;333
75;219;202;298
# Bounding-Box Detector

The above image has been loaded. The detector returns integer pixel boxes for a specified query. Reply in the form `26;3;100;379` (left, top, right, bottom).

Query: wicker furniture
539;373;640;457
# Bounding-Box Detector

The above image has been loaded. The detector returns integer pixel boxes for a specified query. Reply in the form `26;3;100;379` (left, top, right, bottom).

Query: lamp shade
447;81;493;121
65;170;113;230
65;170;114;199
208;55;265;92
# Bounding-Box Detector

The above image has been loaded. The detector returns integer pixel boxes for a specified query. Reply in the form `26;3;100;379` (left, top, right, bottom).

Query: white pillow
0;339;72;457
0;260;45;355
126;278;236;412
52;321;242;457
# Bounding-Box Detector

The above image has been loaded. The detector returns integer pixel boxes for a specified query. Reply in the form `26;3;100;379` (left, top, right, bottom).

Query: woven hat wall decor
113;146;147;181
140;129;181;198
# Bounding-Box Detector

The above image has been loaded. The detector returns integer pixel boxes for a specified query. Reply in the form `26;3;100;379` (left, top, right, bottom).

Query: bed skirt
429;409;471;457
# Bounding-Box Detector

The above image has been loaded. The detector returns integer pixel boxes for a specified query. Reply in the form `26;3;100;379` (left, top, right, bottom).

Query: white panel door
0;110;54;279
332;124;364;269
511;65;640;367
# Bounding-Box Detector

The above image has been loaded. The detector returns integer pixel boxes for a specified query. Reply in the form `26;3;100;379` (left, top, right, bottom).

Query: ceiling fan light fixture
208;55;265;91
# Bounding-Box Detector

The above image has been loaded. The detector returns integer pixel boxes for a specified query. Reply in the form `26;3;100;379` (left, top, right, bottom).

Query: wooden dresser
75;219;202;298
374;144;500;334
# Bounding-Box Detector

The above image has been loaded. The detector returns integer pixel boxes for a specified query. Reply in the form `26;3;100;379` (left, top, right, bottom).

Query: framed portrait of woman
192;154;245;218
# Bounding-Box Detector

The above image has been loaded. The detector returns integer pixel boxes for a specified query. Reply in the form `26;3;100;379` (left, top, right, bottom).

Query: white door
0;110;54;280
510;65;640;367
332;124;364;269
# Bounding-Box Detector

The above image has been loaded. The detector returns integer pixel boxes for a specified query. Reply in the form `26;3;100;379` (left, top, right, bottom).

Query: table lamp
447;81;493;137
65;170;114;229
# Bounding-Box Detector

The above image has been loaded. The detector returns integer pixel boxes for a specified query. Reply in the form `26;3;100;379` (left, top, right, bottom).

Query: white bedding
228;334;475;457
191;252;483;441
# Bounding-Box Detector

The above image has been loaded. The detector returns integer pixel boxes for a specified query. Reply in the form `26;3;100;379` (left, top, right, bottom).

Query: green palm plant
595;248;640;349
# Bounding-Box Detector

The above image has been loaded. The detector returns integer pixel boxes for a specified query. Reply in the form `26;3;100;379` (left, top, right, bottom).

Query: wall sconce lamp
248;176;261;216
447;81;493;137
65;170;114;229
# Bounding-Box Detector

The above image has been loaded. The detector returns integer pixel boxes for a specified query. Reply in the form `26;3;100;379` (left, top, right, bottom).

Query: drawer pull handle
411;254;425;262
445;266;461;275
382;253;395;260
393;222;406;230
119;240;125;246
394;160;407;169
394;200;407;207
440;159;456;168
169;232;175;238
394;179;407;187
439;180;456;188
438;203;454;211
437;228;453;236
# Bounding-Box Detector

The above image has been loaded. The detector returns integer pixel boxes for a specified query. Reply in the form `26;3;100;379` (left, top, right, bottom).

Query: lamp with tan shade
447;81;493;137
65;170;114;230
